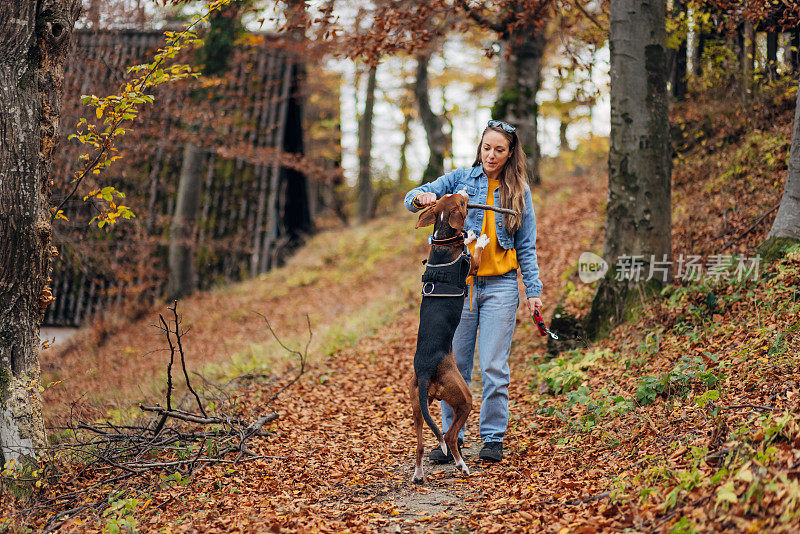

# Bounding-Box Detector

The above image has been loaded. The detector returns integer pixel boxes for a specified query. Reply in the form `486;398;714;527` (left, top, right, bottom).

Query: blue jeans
441;271;519;443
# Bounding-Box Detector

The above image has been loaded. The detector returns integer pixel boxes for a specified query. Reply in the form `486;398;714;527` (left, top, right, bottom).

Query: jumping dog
409;191;489;483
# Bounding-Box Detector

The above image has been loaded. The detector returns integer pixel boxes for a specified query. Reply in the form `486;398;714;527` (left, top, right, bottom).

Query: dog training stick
466;203;519;217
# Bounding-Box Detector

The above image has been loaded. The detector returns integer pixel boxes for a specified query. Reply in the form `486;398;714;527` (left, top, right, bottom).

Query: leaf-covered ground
4;90;800;532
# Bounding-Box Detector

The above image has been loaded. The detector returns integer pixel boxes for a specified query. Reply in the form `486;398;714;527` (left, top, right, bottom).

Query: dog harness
421;249;472;298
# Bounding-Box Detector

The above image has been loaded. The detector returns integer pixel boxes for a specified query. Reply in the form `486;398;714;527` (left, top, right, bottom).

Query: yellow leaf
736;467;754;482
96;107;103;119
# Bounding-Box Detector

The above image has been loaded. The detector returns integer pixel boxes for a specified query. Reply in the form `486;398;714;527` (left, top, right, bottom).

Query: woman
403;120;543;463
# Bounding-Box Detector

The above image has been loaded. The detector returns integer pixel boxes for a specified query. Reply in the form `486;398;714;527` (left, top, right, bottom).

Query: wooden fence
43;30;336;327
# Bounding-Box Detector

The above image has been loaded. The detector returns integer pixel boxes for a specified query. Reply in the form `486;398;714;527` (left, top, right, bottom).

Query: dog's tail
418;376;447;455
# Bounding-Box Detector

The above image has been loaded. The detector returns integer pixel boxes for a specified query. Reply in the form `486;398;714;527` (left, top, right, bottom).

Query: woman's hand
526;297;543;315
416;192;437;206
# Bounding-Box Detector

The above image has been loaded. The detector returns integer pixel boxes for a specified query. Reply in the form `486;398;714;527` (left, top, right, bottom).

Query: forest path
40;155;607;532
120;162;605;532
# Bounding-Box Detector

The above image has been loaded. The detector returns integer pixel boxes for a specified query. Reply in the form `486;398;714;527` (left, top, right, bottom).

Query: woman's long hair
472;125;529;234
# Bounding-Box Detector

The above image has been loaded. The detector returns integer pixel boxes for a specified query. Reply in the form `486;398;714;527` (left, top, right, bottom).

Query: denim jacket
404;164;543;298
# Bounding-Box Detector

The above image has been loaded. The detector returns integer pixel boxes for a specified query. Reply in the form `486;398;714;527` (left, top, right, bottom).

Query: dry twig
28;305;312;531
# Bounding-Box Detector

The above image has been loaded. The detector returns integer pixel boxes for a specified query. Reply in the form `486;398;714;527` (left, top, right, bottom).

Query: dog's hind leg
409;377;425;484
448;398;472;476
412;404;425;483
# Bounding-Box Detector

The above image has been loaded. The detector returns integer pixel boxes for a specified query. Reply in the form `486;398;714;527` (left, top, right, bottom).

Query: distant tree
583;0;671;340
740;20;755;101
667;0;688;100
766;30;779;80
457;0;550;184
397;82;415;185
415;50;451;184
198;0;250;75
538;22;601;154
0;0;82;465
357;63;377;223
761;77;800;259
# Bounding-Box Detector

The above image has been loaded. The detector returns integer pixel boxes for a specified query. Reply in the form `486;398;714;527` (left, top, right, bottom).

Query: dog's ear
448;205;466;230
415;207;437;228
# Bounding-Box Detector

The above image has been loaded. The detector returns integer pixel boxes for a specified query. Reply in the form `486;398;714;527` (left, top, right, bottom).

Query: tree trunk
356;64;377;223
741;22;755;102
199;0;247;76
761;77;800;260
767;31;779;80
792;31;800;72
278;60;312;246
783;32;793;67
0;0;80;465
398;109;412;184
668;0;687;101
87;0;101;28
583;0;671;340
693;30;708;78
559;119;568;151
493;28;546;184
168;143;203;300
414;52;449;184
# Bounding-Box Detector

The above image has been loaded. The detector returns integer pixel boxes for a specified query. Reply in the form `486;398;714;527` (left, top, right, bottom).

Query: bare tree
0;0;82;464
356;63;377;223
415;51;450;184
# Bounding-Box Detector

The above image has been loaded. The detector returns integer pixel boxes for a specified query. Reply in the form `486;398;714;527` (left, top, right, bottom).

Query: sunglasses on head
487;120;516;133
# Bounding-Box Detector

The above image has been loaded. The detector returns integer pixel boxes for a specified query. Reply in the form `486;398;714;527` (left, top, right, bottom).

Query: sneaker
479;441;503;462
428;438;464;464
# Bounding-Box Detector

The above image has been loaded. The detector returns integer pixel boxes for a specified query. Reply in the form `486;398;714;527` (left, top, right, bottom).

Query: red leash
531;308;558;339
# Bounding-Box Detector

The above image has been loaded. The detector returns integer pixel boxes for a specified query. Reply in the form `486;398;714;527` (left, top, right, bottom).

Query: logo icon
578;252;608;283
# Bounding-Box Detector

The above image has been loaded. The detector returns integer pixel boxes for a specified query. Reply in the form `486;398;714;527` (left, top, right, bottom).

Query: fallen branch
722;202;780;250
717;403;776;412
138;405;252;426
253;311;311;405
648;495;712;533
155;301;207;417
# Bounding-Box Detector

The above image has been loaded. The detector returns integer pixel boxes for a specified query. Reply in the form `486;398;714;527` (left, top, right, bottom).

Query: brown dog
409;191;488;483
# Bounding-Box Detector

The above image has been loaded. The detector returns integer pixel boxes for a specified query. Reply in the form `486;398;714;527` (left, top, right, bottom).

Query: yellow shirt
467;178;518;278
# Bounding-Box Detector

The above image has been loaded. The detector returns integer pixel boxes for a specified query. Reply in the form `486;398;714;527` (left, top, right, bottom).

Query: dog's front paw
476;234;490;248
464;230;477;245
